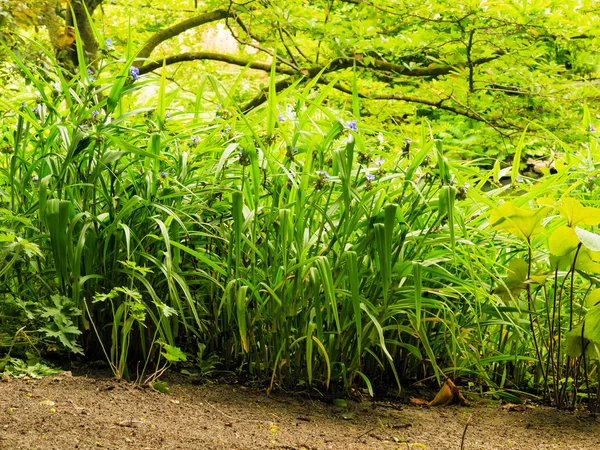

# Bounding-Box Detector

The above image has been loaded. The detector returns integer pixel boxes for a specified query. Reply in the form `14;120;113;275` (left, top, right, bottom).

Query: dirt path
1;373;599;449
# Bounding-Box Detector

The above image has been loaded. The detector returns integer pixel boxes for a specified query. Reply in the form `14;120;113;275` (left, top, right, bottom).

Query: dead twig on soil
460;415;473;450
355;427;377;440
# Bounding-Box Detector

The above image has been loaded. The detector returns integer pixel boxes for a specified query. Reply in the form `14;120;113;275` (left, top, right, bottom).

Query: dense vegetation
1;0;600;411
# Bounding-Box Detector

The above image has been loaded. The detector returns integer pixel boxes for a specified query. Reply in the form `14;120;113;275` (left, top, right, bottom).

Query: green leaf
558;198;600;227
490;202;549;239
548;226;579;256
575;227;600;252
161;344;188;363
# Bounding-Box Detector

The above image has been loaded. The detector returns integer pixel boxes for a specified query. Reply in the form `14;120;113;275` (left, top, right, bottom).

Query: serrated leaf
161;344;187;363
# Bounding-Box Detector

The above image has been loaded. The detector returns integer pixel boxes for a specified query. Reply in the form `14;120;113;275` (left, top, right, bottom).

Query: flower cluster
130;66;139;82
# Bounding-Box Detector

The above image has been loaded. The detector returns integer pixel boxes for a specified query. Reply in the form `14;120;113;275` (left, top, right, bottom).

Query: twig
355;427;376;440
460;415;472;450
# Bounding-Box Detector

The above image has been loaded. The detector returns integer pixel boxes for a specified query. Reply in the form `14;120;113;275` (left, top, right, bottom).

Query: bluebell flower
161;171;168;178
238;147;244;156
347;120;358;131
106;39;113;47
80;125;88;130
92;110;99;118
22;102;27;107
32;106;39;115
590;124;596;133
366;173;375;181
32;175;39;182
464;183;471;190
165;113;171;120
375;158;385;167
33;182;37;188
277;113;285;123
316;170;331;179
87;68;95;82
404;138;412;143
130;66;139;81
293;148;298;154
515;175;523;183
191;136;199;145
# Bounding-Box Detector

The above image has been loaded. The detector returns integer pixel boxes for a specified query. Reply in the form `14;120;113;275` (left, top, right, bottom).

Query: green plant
491;197;600;409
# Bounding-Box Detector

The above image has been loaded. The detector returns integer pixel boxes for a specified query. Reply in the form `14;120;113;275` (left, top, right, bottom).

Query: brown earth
1;372;599;450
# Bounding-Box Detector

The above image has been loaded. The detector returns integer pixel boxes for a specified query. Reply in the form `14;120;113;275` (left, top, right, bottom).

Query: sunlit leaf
490;202;549;239
548;226;579;256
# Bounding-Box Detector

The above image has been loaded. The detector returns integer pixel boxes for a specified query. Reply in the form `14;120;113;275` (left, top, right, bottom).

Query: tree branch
138;52;295;75
137;9;231;61
241;77;298;112
140;51;503;79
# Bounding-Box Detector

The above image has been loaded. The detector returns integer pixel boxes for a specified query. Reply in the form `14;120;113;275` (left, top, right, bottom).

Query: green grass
1;36;600;409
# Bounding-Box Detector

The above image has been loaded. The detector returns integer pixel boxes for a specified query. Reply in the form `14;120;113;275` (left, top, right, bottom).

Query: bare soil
1;372;599;450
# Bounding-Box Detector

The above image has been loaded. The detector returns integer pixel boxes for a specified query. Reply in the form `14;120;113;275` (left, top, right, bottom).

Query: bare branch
138;52;290;75
140;51;503;80
137;9;231;61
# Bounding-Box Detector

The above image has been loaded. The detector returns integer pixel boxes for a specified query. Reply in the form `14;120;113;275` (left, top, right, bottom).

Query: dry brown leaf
428;379;467;407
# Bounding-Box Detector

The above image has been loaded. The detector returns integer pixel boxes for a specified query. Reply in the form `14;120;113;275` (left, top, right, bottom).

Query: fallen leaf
409;397;429;405
428;379;467;407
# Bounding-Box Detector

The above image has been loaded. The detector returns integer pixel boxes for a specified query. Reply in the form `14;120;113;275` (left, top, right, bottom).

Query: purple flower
191;136;199;145
590;124;596;133
221;124;231;139
366;173;375;182
130;66;139;81
80;125;88;130
347;120;358;131
316;170;331;179
165;113;171;120
404;138;412;143
32;175;39;182
238;147;244;156
32;106;39;115
277;113;285;123
515;175;523;183
375;158;385;167
106;39;113;47
293;148;298;154
92;110;99;118
87;68;95;82
161;171;167;178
